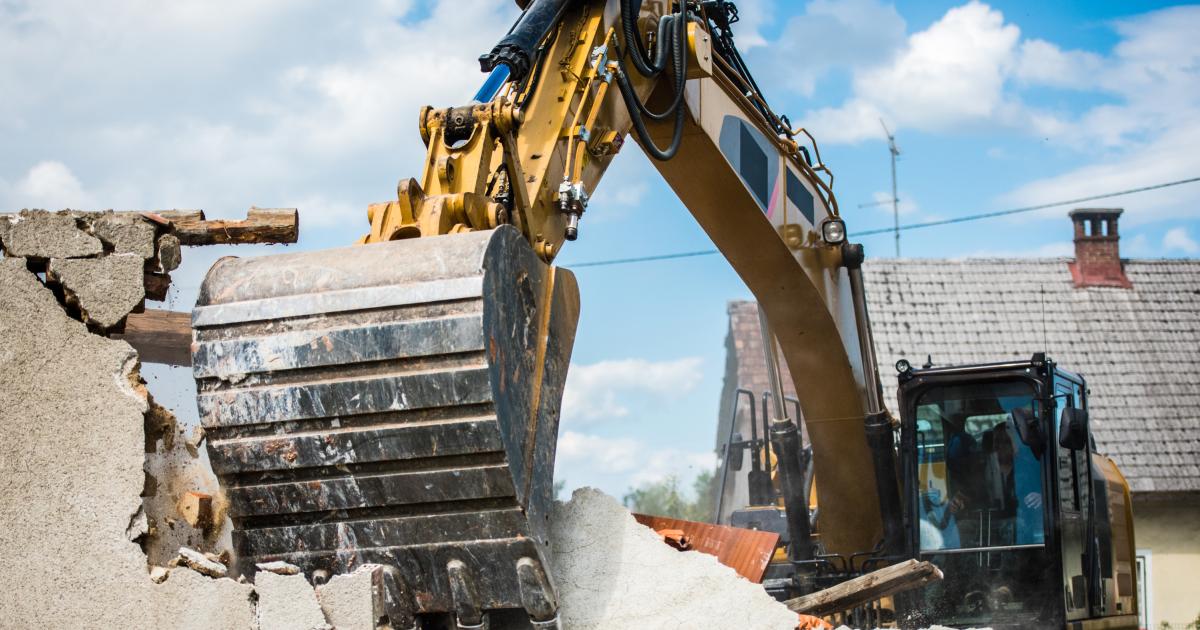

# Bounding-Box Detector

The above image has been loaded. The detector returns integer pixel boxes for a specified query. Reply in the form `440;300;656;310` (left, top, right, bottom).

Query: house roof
723;257;1200;494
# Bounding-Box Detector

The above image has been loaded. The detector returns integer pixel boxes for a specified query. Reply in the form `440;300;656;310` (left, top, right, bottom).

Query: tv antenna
880;119;901;257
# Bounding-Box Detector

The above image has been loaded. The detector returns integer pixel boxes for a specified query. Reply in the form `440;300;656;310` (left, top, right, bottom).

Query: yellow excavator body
190;1;1137;628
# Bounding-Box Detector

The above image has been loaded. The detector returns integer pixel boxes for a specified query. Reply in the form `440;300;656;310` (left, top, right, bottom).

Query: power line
561;175;1200;269
854;175;1200;236
569;249;719;268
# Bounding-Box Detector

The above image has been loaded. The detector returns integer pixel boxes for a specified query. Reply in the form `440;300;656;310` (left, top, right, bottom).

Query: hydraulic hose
634;14;688;122
622;0;675;77
615;3;689;160
615;64;686;161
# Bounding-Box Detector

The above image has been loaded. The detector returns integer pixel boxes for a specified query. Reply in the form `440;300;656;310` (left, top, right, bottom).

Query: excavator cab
894;354;1139;629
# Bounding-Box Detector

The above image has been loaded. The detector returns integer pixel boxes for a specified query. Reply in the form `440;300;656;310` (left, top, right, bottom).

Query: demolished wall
0;212;378;629
0;257;257;628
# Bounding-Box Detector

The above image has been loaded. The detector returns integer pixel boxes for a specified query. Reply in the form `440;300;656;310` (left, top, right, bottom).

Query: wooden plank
171;207;298;245
632;514;780;583
114;309;192;366
784;559;943;617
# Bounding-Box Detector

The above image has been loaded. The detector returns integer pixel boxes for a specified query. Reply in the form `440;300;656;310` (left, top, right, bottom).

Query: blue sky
3;0;1198;499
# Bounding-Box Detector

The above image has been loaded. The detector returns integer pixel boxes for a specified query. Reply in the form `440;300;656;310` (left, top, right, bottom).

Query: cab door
1054;376;1091;621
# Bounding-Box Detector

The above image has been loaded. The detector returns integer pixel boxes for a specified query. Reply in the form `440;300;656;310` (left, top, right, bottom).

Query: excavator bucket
190;225;578;628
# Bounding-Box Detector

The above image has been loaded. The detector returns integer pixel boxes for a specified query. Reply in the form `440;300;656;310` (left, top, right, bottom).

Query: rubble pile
546;488;800;629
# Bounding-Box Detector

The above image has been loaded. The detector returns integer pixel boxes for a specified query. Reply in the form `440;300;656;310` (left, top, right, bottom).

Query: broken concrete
157;232;182;271
47;253;145;329
547;488;800;630
93;212;158;259
0;258;256;628
1;209;103;258
257;560;303;576
256;572;332;630
175;546;229;578
0;214;11;250
152;568;258;630
316;566;384;630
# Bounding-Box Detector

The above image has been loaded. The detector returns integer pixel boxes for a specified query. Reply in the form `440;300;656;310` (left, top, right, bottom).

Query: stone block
2;210;103;259
47;253;145;329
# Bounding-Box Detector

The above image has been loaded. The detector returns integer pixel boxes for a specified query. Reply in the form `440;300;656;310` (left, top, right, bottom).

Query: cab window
914;381;1046;552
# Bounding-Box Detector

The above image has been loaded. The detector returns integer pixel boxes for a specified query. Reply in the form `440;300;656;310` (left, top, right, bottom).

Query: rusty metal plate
632;514;781;583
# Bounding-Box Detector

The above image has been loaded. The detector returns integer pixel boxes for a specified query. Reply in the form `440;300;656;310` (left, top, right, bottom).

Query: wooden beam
170;207;298;246
784;559;943;617
114;309;192;366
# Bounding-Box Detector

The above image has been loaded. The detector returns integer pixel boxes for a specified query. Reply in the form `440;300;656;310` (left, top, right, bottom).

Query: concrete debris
547;488;799;630
176;547;229;579
154;569;258;630
256;561;302;576
47;253;145;329
93;212;158;259
150;566;171;584
0;214;11;250
127;505;150;542
157;232;182;271
255;572;332;630
1;209;104;259
316;565;384;630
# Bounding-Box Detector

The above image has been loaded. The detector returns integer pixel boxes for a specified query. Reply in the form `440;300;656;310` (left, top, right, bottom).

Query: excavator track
191;226;578;628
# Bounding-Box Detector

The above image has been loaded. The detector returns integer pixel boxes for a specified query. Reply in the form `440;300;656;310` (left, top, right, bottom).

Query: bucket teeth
191;226;579;621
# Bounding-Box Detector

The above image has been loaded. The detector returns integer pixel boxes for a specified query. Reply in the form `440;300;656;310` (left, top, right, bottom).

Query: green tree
553;479;566;501
622;469;717;522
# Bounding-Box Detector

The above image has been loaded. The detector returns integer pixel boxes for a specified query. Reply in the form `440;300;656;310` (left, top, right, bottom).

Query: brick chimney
1068;208;1131;289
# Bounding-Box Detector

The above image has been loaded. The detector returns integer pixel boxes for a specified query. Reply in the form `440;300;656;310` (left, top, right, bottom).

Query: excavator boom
193;0;890;626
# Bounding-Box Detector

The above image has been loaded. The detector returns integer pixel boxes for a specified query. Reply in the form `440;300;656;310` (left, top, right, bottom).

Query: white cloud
1013;39;1103;90
799;1;1200;161
555;430;718;498
557;432;643;474
1163;227;1199;254
0;0;520;228
562;357;704;424
1002;123;1200;226
4;161;92;210
803;2;1024;142
755;0;906;97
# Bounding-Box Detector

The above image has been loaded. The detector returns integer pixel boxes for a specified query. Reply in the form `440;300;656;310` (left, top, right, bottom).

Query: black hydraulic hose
631;13;687;121
614;3;689;160
615;61;686;161
480;0;574;83
622;0;675;77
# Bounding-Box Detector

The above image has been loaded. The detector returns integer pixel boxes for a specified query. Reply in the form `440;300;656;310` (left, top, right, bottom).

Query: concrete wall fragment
47;253;146;329
256;572;332;630
0;258;256;628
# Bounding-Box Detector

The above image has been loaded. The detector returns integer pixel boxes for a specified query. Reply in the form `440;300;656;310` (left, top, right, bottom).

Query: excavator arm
191;1;898;627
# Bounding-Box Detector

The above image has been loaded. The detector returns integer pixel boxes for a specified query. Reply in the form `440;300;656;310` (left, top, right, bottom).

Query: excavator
187;0;1139;628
